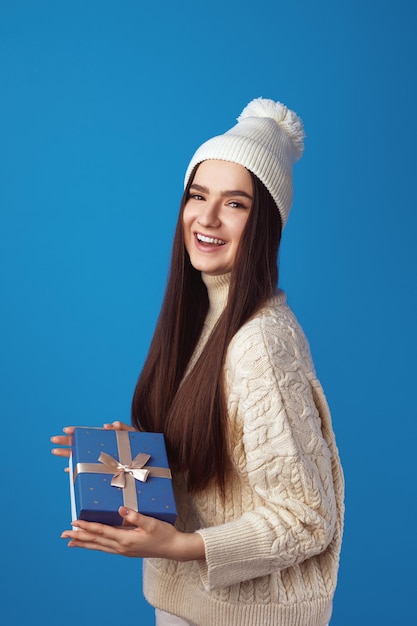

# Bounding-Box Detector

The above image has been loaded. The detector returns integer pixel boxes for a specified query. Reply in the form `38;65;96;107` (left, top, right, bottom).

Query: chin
202;267;229;276
190;258;227;275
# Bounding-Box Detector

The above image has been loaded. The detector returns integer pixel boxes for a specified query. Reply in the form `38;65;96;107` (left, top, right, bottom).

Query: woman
52;97;344;626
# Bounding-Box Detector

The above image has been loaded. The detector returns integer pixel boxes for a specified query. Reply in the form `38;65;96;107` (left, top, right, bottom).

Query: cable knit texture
143;273;344;626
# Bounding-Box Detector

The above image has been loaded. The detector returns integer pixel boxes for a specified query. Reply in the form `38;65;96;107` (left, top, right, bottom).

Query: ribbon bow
98;451;152;488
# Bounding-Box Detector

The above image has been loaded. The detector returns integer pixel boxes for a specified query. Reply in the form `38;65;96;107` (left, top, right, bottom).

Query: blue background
1;1;416;624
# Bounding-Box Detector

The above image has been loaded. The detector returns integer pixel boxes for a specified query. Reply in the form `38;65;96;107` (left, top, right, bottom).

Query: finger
103;421;136;432
63;521;129;551
66;539;118;553
62;530;119;553
51;426;76;439
70;519;127;538
118;506;155;530
51;447;71;458
62;524;116;547
50;435;72;446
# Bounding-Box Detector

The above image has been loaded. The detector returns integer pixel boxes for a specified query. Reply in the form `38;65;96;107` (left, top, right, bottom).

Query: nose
196;200;221;228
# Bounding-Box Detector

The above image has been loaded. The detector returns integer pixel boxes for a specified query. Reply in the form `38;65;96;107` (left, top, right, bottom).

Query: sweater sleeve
195;310;338;591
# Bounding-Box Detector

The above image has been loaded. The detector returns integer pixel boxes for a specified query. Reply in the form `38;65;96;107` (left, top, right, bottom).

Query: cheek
182;210;193;250
234;217;250;245
182;205;194;229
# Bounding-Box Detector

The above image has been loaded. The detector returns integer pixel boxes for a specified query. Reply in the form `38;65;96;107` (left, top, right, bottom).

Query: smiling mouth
195;232;226;246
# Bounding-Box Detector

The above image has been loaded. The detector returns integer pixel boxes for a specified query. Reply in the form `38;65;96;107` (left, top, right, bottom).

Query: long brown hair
131;165;282;493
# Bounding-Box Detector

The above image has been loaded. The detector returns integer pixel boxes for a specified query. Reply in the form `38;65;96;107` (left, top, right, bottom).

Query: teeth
196;233;226;245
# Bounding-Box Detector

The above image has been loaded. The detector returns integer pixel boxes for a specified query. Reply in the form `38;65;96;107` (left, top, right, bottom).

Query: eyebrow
190;183;253;201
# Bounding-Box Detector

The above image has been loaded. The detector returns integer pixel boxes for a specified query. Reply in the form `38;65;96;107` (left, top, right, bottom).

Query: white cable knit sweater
143;273;344;626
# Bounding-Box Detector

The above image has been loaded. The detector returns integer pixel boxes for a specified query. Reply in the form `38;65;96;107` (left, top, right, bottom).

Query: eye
189;193;204;201
227;200;247;209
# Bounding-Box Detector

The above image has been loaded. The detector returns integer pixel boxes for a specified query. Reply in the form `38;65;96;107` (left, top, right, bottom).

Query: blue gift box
69;428;177;526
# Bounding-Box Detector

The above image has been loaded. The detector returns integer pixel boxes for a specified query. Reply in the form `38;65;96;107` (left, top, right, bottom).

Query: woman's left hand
61;506;205;562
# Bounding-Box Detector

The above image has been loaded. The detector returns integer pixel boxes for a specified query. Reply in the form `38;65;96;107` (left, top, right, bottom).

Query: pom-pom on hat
184;97;305;227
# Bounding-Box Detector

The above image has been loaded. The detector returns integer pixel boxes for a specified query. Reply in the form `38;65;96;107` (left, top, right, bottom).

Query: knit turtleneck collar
183;273;231;374
201;272;230;319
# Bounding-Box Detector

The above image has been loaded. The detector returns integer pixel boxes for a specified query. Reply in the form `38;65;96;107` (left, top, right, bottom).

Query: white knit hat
184;97;305;227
